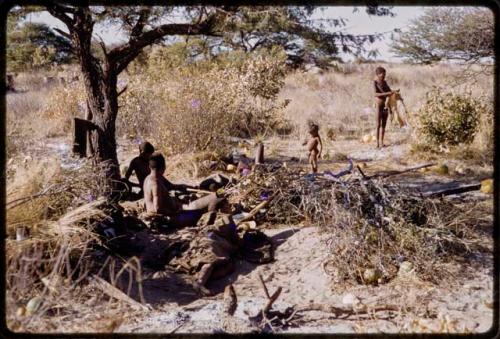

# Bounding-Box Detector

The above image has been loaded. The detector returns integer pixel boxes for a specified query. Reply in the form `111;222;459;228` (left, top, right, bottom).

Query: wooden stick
236;195;275;225
424;183;481;198
186;188;212;194
258;274;271;299
296;303;399;316
263;287;282;315
366;163;436;179
356;165;367;179
92;275;148;311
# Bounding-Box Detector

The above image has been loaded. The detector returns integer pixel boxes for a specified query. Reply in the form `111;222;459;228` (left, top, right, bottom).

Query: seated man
124;141;155;197
143;152;224;227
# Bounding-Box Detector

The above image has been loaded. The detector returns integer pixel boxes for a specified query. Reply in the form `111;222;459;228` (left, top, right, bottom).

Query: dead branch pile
227;163;488;284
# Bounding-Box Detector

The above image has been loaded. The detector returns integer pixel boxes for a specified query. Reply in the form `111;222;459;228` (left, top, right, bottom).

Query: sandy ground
116;226;493;334
12;128;494;334
112;128;494;334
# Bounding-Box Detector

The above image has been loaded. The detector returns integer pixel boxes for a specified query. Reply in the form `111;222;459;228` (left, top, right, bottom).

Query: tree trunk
85;73;120;181
71;9;120;185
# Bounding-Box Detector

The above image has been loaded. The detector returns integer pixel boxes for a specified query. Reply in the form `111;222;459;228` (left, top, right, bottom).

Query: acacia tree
7;22;73;71
391;7;494;65
8;5;393;182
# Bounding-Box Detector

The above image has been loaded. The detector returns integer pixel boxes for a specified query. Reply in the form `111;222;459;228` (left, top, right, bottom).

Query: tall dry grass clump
5;159;116;332
38;81;86;136
6;91;49;159
6;77;85;162
119;45;292;156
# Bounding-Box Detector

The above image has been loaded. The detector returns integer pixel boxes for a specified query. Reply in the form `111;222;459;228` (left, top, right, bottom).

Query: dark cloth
170;210;204;227
374;80;392;99
199;174;231;191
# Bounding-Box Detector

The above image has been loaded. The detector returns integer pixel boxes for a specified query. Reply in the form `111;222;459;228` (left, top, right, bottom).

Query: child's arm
302;137;308;146
124;159;135;180
374;91;394;98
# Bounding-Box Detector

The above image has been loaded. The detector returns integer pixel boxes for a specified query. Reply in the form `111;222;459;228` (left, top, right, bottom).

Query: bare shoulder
143;175;156;188
129;156;140;167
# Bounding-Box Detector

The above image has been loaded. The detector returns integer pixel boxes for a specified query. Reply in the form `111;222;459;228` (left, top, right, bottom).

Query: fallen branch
296;302;399;318
356;165;367;179
323;158;354;180
186;188;212;195
366;163;436;179
258;274;271;299
424;183;481;198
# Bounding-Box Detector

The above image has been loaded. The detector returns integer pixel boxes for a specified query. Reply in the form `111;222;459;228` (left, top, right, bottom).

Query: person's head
149;152;166;174
308;122;319;135
139;141;155;159
375;66;386;81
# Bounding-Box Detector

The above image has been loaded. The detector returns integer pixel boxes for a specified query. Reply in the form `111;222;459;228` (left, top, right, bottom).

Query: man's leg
183;193;224;212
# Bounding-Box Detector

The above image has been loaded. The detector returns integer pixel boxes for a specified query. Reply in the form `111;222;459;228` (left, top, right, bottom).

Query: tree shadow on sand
206;227;300;295
100;226;301;306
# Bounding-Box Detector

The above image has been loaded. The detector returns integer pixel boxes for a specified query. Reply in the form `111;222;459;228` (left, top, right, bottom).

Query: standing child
373;66;396;148
302;122;323;173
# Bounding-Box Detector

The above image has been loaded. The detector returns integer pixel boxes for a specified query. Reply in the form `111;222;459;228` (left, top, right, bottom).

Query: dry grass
4;61;493;332
4;157;130;332
279;63;493;165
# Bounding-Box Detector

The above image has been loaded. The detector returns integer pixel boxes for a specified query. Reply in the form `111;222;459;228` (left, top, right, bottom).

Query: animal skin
386;89;408;128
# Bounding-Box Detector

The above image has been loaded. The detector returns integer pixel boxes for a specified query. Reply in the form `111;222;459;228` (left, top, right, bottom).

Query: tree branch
97;34;108;57
130;8;151;38
117;85;128;97
46;3;75;28
109;19;219;74
53;27;71;39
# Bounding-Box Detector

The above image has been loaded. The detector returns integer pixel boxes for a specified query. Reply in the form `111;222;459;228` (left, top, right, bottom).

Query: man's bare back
144;174;180;216
143;152;224;227
124;141;155;193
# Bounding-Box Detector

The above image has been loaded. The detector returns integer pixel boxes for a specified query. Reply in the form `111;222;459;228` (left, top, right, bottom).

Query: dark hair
149;152;166;170
308;121;319;133
375;66;386;75
139;141;155;154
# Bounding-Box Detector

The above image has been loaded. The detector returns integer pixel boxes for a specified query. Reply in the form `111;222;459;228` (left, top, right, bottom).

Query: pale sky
25;6;431;62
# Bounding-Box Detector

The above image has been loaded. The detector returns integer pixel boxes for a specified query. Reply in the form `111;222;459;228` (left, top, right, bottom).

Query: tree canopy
7;22;73;71
9;5;395;70
390;7;494;65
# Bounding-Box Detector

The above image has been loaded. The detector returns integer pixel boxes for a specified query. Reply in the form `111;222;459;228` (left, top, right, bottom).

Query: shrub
119;46;292;155
38;81;86;135
417;89;483;146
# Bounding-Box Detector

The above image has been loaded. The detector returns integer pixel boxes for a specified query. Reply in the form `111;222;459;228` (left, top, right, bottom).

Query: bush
417;89;483;146
119;46;292;155
38;82;86;135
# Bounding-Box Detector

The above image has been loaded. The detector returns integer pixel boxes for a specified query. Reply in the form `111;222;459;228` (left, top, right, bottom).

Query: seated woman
143;152;225;227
